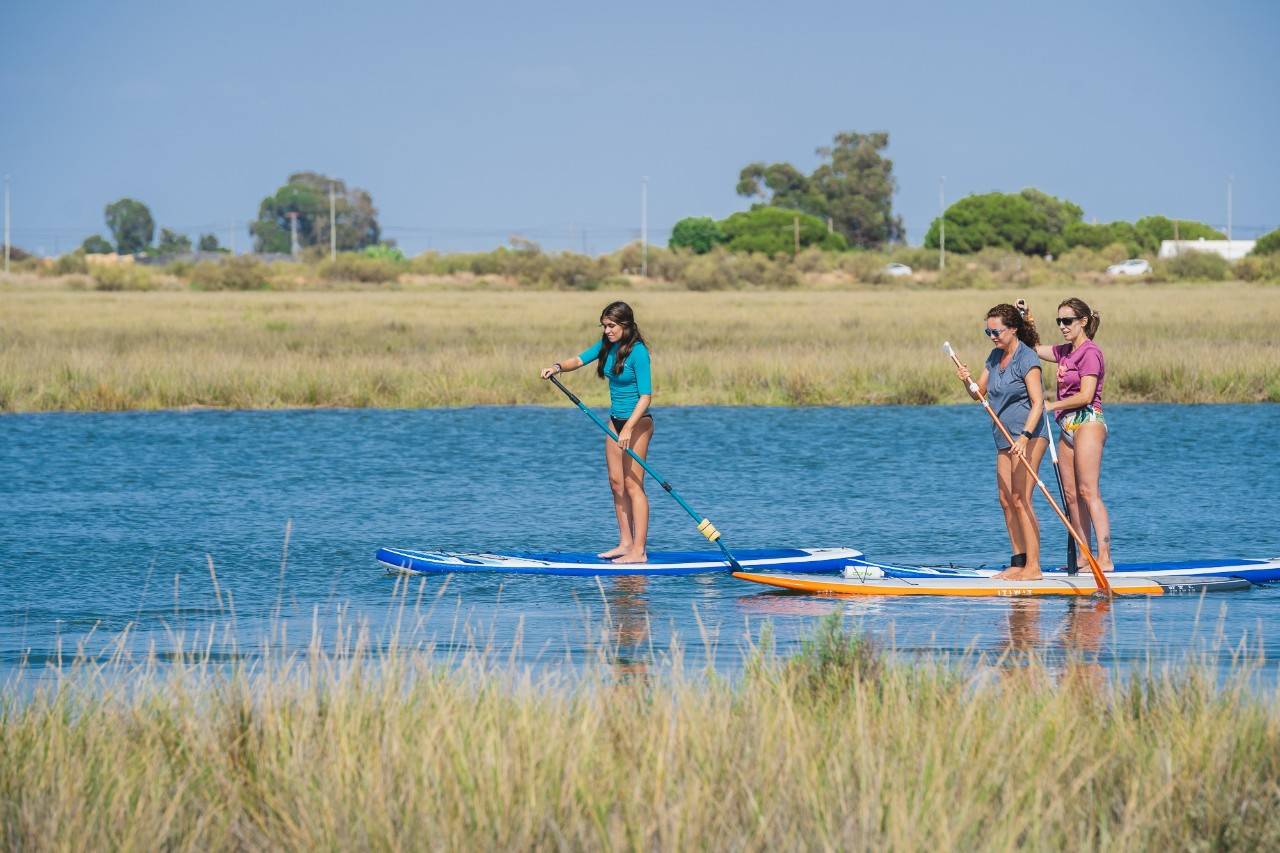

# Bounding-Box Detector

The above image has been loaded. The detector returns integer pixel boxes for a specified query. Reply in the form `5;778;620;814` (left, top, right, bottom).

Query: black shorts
610;412;652;433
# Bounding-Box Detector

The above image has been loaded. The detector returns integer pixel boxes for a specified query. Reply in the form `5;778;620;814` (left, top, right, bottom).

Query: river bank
2;284;1276;411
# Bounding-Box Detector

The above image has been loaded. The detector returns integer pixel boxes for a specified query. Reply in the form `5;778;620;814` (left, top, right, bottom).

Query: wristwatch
1021;430;1034;439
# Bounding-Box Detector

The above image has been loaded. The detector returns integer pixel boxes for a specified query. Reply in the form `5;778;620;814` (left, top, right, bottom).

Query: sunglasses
983;327;1007;338
1056;316;1081;327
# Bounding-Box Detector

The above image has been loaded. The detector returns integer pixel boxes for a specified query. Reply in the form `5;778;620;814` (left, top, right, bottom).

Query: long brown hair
987;303;1039;348
1059;297;1101;339
596;301;648;379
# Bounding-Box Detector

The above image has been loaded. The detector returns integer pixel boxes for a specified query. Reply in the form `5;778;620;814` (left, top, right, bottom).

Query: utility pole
287;211;300;259
793;215;800;255
640;176;648;278
3;175;10;275
229;221;236;255
1227;175;1233;243
329;183;337;260
939;176;946;271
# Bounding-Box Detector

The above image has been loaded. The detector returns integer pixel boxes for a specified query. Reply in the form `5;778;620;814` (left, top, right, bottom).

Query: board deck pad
377;546;862;577
846;556;1280;584
733;571;1251;597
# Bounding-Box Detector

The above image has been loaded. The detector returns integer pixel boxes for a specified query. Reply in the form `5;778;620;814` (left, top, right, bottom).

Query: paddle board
844;557;1280;584
377;546;862;577
733;570;1251;597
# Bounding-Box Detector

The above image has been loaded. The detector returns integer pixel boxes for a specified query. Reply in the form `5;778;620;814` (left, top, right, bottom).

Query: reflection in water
1058;597;1111;691
605;577;650;681
999;597;1113;689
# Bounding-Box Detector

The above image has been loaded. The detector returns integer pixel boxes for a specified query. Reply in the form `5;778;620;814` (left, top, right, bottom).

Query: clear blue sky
3;0;1277;255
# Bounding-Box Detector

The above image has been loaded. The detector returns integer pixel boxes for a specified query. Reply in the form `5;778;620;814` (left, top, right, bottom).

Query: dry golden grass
3;612;1278;851
1;283;1277;411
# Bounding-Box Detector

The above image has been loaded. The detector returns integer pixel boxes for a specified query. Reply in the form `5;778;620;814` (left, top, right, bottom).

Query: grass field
2;283;1277;411
3;614;1277;850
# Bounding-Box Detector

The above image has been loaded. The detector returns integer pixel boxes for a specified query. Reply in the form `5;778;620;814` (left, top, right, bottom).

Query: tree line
671;130;1271;259
78;172;382;257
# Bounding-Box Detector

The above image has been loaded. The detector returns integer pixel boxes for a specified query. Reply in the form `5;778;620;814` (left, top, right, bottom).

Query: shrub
1134;215;1224;253
834;251;886;281
924;189;1081;256
319;253;402;283
190;257;271;290
669;216;727;254
1233;254;1280;282
1162;251;1231;281
53;252;89;275
91;263;156;291
362;243;406;262
541;253;608;290
888;246;941;271
1251;227;1280;256
720;207;846;255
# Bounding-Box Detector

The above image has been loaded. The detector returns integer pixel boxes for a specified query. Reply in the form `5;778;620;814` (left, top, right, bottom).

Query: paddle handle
546;374;742;570
945;342;1110;594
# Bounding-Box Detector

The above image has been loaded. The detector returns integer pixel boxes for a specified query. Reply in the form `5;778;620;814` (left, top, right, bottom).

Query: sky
2;0;1278;255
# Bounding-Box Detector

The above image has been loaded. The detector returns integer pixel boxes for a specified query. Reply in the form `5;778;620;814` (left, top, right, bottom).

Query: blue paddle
547;374;743;571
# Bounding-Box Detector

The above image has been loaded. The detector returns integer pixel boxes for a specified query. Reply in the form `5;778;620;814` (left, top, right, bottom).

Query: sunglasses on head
983;327;1007;338
1056;316;1081;327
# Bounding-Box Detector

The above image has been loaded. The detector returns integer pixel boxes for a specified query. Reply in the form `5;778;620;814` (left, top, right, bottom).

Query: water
3;404;1279;684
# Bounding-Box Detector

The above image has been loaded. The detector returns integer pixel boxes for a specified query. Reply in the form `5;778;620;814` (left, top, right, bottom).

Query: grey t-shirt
984;342;1044;450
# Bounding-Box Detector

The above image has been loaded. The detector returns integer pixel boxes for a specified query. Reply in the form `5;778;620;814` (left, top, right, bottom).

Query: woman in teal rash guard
541;301;654;563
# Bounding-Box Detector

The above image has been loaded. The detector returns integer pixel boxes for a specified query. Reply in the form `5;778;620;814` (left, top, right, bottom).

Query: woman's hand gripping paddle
546;373;743;572
944;342;1110;595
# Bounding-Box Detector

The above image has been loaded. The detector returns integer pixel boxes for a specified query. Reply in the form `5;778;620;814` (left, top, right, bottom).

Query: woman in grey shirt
953;303;1048;580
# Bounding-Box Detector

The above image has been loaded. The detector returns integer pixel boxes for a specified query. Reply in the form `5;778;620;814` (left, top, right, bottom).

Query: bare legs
597;418;654;563
993;438;1048;580
1056;424;1113;571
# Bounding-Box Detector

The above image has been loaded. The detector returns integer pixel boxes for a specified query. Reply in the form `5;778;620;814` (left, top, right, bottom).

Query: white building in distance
1159;238;1256;260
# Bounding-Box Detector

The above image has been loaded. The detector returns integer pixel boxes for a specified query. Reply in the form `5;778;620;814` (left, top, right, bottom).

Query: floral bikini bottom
1059;406;1107;447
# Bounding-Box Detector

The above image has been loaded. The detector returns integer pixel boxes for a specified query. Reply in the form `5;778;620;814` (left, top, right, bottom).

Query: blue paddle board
376;546;862;577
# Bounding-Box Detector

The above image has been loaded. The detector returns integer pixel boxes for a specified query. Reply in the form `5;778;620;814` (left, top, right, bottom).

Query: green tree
1251;227;1280;255
81;234;114;254
924;189;1083;256
737;131;904;248
198;233;223;252
156;228;192;255
720;207;847;255
1064;221;1143;256
669;217;727;254
250;172;380;254
1134;216;1225;253
104;198;155;255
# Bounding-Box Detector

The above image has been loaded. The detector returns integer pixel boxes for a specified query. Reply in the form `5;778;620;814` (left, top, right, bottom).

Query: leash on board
1042;410;1079;574
546;374;743;572
944;341;1111;596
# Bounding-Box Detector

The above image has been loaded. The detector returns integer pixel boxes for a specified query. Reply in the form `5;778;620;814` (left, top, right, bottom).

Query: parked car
883;262;913;277
1106;258;1151;276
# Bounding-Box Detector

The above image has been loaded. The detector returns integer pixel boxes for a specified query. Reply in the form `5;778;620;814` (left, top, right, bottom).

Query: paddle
1042;410;1079;574
944;342;1111;595
546;374;743;572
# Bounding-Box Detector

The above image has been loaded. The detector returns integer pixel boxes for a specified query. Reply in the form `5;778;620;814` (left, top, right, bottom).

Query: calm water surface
3;405;1278;683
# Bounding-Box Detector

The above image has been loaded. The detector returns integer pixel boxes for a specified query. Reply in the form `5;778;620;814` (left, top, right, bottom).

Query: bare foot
611;551;648;564
993;567;1043;581
597;546;629;559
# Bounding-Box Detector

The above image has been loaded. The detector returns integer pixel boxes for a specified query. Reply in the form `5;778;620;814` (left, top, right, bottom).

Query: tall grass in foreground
1;285;1278;411
3;613;1278;850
